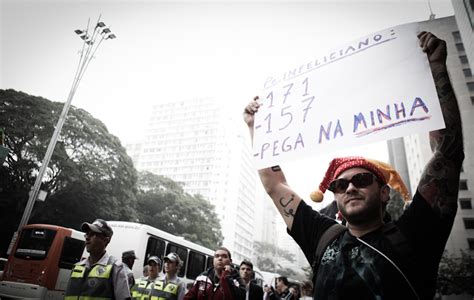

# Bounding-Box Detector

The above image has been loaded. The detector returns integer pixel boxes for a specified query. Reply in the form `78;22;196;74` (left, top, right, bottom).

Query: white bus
105;221;215;283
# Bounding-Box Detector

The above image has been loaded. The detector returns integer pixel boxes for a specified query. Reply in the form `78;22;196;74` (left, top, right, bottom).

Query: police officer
132;256;162;300
65;219;131;299
150;252;186;300
122;250;138;288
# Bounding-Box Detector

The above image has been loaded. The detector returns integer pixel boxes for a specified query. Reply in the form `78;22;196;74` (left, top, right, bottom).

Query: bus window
14;228;56;260
59;237;85;269
145;236;165;265
186;251;205;280
166;243;187;278
253;271;264;287
206;256;213;270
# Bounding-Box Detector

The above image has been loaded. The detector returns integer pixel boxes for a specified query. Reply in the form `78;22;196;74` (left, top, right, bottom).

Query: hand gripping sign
252;22;445;170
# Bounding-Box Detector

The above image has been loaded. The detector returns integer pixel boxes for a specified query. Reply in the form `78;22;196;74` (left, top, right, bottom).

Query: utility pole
7;16;116;254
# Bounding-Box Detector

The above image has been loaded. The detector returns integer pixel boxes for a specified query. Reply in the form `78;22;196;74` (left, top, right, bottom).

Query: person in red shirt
184;247;246;300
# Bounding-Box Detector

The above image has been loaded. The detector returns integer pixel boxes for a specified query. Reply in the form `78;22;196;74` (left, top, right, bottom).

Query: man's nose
346;182;358;193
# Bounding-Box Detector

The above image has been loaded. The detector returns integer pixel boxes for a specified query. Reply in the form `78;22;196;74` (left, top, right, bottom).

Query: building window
455;43;465;52
460;55;469;64
468;82;474;92
464;218;474;229
452;31;461;42
471;96;474;105
464;68;473;77
460;180;469;190
469;238;474;250
186;251;206;280
460;198;472;209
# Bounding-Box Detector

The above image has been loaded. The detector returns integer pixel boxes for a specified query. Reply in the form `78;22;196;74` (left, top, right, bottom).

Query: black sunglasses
328;172;382;194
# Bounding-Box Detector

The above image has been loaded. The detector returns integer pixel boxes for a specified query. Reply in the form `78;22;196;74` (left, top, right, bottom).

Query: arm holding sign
243;97;302;231
416;32;464;214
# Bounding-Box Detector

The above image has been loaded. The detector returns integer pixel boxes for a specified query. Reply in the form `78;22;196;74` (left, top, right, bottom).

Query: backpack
310;223;347;278
311;222;412;282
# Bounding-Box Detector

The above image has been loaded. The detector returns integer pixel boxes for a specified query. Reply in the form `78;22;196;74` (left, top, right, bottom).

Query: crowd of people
64;218;311;300
64;31;463;300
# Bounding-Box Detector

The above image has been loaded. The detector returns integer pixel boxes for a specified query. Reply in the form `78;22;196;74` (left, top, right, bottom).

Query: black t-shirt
289;192;456;300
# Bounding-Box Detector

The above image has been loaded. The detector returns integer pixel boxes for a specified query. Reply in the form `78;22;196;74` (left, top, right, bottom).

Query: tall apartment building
276;220;310;276
451;0;473;75
388;16;474;255
254;188;279;246
127;98;257;262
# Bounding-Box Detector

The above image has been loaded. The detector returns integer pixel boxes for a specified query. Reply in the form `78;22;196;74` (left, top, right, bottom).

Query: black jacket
247;281;263;300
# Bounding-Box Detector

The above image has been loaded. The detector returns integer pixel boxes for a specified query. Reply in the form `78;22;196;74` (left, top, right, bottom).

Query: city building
126;97;257;262
254;188;279;246
276;218;310;279
451;0;473;75
388;15;474;255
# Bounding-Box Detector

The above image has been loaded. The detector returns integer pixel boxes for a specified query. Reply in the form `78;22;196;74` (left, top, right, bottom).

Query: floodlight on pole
11;16;117;251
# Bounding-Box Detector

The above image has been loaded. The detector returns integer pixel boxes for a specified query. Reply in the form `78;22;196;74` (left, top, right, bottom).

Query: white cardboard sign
253;23;445;169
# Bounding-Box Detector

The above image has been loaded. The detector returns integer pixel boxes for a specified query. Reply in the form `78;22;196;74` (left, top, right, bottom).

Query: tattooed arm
417;32;464;214
243;97;302;230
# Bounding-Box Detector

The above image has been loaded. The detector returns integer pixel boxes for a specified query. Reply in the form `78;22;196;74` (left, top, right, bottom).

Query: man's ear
381;185;390;204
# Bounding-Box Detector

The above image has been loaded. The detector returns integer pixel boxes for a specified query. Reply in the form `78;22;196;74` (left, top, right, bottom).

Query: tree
386;188;405;221
0;89;137;253
253;241;295;272
278;267;296;279
437;250;474;296
302;265;313;282
135;171;223;249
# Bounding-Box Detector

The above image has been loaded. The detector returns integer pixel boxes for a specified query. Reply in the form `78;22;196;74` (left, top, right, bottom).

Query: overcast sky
0;0;455;204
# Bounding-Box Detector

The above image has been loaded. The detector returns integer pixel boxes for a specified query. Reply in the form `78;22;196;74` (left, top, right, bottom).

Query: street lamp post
271;220;278;284
8;16;116;254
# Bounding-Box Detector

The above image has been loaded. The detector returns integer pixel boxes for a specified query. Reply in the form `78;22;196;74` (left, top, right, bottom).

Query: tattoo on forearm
432;70;454;105
279;194;295;218
419;68;464;213
283;208;295;218
271;166;282;172
280;194;294;207
430;69;463;157
418;154;459;214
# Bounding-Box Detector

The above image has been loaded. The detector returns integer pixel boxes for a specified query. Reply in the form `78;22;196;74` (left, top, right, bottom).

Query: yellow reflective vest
65;260;115;300
131;277;154;300
150;279;179;300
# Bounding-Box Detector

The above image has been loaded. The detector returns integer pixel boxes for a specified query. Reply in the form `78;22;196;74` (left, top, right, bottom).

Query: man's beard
339;193;382;225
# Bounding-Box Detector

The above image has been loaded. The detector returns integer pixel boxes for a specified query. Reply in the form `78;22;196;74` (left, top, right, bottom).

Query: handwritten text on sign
252;23;445;169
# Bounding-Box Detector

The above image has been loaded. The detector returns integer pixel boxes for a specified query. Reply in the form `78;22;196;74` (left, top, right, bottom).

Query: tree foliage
135;171;223;249
386;189;405;221
278;267;296;279
0;89;137;253
253;241;295;272
0;89;224;255
437;250;474;296
302;265;313;282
